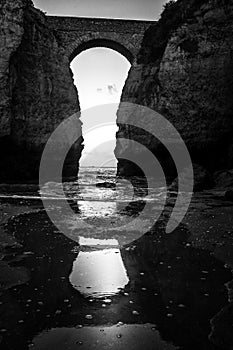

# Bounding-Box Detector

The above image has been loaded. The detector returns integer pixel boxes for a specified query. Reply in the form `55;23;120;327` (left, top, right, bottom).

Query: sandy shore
0;190;233;349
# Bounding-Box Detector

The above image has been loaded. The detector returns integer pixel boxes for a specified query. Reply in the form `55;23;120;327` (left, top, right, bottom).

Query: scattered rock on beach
95;182;116;189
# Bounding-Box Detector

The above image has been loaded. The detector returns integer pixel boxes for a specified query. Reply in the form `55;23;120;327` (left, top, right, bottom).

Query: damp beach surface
0;168;233;349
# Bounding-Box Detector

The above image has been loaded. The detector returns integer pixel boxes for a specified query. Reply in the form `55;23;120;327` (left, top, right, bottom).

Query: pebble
116;334;122;338
132;310;139;315
76;341;83;345
85;314;93;320
166;313;173;318
103;299;111;304
178;304;186;308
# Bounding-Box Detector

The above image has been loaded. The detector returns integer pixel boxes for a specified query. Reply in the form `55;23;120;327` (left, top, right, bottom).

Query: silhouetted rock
116;0;233;177
214;169;233;189
169;164;213;192
0;0;82;182
95;182;116;189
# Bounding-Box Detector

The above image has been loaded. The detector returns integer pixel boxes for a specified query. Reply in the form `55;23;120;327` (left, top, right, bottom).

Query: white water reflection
70;238;129;298
78;200;117;217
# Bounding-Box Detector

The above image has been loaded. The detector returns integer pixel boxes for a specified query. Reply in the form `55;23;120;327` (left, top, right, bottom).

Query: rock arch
47;16;154;64
69;37;134;64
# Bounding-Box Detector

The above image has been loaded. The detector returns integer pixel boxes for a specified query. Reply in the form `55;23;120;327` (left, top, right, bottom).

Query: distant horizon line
79;166;117;168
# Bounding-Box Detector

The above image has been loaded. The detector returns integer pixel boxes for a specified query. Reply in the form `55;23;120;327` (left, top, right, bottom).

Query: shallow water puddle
32;324;177;350
70;238;129;298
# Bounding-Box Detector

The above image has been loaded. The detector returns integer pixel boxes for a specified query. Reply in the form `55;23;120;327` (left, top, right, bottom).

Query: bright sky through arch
71;48;131;167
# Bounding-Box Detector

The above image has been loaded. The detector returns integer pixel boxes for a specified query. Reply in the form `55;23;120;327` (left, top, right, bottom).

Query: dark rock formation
0;0;30;138
169;163;214;192
0;0;82;182
213;169;233;197
214;169;233;189
116;0;233;182
1;0;233;183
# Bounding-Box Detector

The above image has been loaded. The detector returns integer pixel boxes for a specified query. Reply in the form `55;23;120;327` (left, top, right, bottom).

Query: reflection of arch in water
70;237;129;298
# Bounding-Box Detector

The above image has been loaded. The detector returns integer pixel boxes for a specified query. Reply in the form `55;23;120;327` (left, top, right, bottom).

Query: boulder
169;164;214;192
214;169;233;189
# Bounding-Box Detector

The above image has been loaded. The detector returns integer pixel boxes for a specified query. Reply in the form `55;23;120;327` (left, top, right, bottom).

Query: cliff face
0;0;30;138
0;0;82;182
116;0;233;177
1;0;233;182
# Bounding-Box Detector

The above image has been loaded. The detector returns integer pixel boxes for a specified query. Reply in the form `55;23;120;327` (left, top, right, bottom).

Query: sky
33;0;168;20
33;0;169;167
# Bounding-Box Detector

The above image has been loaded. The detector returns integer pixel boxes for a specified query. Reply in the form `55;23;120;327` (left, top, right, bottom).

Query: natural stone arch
69;38;134;64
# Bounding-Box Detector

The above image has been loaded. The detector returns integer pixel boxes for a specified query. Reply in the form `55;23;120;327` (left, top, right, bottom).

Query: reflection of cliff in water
0;210;231;349
121;223;232;349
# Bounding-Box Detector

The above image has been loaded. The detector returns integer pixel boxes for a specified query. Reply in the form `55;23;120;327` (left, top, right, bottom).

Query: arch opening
70;46;131;168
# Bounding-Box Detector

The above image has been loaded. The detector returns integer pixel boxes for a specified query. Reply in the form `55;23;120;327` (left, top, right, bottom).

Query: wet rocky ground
0;184;233;349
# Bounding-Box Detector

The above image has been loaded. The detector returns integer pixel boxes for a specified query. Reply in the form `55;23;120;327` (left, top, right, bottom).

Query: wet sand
0;189;233;349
